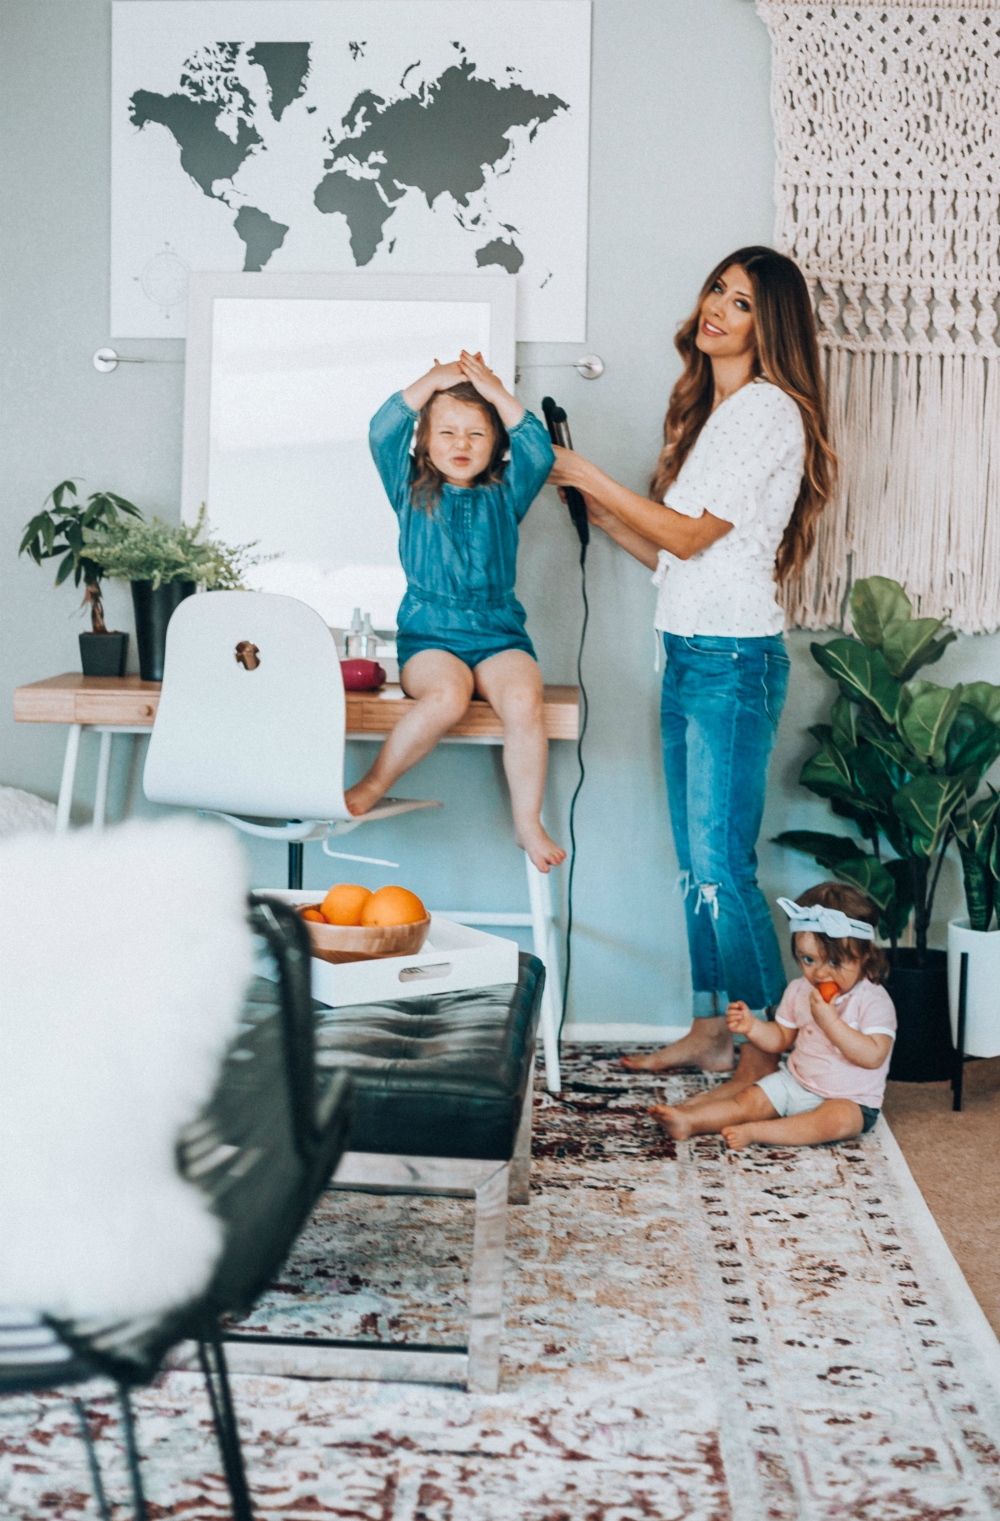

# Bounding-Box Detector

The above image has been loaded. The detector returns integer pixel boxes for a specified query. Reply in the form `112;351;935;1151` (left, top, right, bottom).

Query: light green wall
2;0;994;1027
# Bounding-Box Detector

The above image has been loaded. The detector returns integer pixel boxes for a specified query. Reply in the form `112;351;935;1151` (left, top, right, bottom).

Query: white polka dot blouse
652;378;806;638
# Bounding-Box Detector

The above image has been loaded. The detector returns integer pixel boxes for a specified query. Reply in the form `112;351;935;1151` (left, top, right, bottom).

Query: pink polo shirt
775;976;897;1108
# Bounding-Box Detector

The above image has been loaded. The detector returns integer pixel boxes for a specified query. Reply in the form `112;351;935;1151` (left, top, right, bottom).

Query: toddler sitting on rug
649;883;896;1149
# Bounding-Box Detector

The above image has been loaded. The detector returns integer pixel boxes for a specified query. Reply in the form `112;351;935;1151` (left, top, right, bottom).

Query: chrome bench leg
468;1161;509;1394
508;1057;534;1206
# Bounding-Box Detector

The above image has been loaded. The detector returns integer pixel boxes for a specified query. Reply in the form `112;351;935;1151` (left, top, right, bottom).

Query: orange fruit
818;980;840;1003
360;885;426;927
320;883;373;926
300;908;326;923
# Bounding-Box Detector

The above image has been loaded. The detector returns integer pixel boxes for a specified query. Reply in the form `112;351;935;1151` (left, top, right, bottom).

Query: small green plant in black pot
773;575;1000;1080
19;481;142;676
85;509;268;681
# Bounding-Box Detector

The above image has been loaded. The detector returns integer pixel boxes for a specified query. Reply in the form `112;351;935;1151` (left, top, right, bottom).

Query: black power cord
540;397;590;1057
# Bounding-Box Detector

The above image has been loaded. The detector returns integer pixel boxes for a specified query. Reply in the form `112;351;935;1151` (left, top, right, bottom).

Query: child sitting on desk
648;883;897;1149
345;350;566;874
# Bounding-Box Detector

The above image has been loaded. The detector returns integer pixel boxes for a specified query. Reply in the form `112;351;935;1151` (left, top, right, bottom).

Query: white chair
143;591;440;886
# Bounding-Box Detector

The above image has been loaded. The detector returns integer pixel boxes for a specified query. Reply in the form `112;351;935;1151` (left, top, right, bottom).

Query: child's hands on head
726;1000;755;1036
457;350;514;409
430;358;465;390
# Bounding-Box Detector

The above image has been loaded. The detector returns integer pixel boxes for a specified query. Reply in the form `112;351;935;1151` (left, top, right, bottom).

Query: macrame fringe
783;349;1000;632
761;0;1000;632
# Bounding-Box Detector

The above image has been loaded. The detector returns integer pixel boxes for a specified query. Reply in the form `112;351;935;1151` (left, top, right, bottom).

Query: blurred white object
0;785;56;838
0;818;254;1319
948;918;1000;1058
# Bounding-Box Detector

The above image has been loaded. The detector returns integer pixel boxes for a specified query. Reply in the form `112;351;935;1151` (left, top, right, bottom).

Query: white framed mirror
181;270;516;631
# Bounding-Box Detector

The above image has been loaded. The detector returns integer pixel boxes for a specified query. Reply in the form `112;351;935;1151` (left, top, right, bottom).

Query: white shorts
755;1065;825;1118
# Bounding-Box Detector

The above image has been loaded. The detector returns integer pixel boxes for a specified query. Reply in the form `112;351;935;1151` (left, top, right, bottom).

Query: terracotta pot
300;910;431;964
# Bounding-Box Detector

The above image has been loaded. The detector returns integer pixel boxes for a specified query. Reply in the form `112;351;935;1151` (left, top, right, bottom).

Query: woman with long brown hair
550;246;835;1082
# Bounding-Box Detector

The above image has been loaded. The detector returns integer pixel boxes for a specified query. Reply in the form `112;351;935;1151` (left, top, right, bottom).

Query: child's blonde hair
792;882;890;985
410;382;509;512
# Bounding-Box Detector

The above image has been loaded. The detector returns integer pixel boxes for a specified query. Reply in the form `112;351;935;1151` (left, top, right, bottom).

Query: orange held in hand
360;885;427;927
818;980;840;1003
320;883;373;926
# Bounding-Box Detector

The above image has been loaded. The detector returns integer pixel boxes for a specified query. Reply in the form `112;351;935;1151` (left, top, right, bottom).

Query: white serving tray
253;890;519;1007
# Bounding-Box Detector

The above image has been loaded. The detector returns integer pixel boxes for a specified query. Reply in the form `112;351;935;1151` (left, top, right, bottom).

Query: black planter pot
79;631;129;677
886;948;954;1082
131;580;196;682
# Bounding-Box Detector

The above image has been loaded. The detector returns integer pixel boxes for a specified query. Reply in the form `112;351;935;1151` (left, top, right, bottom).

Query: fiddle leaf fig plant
19;480;143;633
955;786;1000;933
774;576;1000;958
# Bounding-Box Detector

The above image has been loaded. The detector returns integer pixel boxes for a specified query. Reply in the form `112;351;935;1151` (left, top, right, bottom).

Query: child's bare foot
647;1104;695;1140
344;776;387;817
721;1123;760;1150
517;823;566;874
622;1018;735;1074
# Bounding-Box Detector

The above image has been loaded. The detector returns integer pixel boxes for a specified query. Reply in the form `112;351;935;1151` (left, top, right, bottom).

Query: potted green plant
19;481;143;676
85;509;267;680
773;575;1000;1081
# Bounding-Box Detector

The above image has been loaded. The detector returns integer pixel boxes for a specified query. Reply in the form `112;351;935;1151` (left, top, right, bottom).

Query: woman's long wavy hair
650;246;836;583
411;383;509;512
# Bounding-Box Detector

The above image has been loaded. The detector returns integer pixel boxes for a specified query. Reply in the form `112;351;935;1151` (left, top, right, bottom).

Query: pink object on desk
340;658;386;691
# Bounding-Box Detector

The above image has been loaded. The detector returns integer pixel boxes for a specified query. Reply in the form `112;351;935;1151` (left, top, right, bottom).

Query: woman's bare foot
648;1104;695;1140
517;822;567;874
622;1016;735;1074
721;1122;761;1150
677;1043;779;1109
343;775;389;817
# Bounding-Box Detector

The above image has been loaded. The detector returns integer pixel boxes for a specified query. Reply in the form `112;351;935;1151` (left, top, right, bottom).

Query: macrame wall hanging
757;1;1000;633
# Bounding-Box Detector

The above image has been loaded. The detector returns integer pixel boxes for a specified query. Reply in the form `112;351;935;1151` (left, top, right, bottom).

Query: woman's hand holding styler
548;445;732;562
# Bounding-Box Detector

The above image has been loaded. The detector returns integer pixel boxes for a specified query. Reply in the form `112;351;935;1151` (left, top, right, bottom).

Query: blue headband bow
776;896;875;943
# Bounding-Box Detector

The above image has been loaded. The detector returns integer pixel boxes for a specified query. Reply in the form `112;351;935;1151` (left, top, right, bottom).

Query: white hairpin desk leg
55;724;82;833
526;856;561;1093
92;730;113;831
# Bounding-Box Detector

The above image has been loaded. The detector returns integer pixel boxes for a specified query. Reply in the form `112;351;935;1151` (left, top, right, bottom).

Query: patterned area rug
4;1050;1000;1520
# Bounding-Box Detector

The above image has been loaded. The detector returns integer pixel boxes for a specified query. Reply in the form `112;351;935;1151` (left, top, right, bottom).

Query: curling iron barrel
541;396;589;552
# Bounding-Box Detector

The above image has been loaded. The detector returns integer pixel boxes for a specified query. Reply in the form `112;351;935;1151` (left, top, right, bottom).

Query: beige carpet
884;1056;1000;1336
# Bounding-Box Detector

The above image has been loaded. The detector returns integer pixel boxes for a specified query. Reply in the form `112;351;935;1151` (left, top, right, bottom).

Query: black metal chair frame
0;900;351;1521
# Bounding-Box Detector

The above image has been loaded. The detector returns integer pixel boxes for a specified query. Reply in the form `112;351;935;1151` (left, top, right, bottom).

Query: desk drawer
75;692;159;725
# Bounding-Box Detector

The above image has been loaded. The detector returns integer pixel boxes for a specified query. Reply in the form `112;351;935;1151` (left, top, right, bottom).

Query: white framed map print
111;1;591;342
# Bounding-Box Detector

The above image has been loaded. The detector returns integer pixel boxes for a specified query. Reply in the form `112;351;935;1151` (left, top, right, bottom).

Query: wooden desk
14;673;580;1094
14;673;580;741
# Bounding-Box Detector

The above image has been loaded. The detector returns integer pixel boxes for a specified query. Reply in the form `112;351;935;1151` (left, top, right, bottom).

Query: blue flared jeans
660;632;790;1018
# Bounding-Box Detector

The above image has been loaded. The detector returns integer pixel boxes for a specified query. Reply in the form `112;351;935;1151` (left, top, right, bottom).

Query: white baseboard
561;1023;692;1044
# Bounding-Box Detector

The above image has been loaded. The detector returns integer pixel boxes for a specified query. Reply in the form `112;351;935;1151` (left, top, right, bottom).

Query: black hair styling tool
540;396;590;1056
542;396;590;554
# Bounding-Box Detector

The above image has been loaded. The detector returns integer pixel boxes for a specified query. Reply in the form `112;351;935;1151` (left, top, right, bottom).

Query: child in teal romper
344;350;565;873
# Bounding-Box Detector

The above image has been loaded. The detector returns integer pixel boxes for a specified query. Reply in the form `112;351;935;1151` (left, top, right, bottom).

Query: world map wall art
111;1;591;341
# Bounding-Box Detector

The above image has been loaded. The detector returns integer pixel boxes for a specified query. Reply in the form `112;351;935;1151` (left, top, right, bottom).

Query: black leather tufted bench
222;953;544;1394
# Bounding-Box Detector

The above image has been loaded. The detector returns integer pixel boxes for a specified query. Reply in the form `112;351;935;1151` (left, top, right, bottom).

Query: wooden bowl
300;908;431;964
